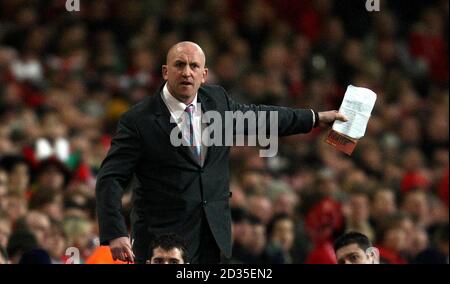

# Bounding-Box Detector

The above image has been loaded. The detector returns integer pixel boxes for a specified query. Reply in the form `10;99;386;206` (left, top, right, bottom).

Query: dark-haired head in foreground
334;232;379;264
146;233;188;264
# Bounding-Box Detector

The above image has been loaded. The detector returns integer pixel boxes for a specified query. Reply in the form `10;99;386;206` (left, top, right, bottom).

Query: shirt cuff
311;110;320;128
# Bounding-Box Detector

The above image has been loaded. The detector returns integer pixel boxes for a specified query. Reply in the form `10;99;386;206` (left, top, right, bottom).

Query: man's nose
181;65;192;77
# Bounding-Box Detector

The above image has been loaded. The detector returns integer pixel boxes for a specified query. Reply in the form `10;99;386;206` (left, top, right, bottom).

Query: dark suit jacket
96;84;315;262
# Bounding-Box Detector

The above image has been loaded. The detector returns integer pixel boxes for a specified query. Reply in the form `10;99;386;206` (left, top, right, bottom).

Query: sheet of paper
332;85;377;139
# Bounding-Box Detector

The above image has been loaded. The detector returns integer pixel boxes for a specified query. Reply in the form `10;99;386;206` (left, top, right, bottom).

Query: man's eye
190;64;199;69
350;255;360;261
170;260;179;264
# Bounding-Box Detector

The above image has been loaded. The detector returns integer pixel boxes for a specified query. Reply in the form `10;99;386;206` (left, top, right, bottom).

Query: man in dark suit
96;41;347;264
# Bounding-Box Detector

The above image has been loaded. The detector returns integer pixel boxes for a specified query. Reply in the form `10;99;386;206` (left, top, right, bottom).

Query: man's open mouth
181;81;193;86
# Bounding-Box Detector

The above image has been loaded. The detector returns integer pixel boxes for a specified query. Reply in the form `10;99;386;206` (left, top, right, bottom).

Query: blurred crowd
0;0;448;264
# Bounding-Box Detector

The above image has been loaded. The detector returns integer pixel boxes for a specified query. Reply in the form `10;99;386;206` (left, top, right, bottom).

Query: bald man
96;41;347;264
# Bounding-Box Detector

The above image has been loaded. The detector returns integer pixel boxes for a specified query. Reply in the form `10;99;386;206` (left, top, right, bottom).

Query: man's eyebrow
174;59;200;65
346;252;359;258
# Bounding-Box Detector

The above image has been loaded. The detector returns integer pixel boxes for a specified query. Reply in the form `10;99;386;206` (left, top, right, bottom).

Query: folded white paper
332;85;377;139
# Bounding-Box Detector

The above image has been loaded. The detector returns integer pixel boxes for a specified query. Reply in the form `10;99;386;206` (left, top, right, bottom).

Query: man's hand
317;110;348;127
109;236;135;263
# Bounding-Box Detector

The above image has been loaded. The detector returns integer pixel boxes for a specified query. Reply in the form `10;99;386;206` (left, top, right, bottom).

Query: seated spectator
15;211;51;249
6;229;39;264
376;213;413;264
413;223;449;264
370;187;397;231
334;231;379;264
28;187;64;222
146;233;189;264
266;213;295;263
344;189;375;242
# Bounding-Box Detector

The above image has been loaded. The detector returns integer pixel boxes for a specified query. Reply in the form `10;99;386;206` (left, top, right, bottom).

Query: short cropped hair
148;233;189;262
334;231;372;253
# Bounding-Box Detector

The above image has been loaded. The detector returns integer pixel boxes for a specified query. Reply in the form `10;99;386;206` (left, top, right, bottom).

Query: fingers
336;112;348;122
111;246;134;262
317;110;348;127
124;246;135;263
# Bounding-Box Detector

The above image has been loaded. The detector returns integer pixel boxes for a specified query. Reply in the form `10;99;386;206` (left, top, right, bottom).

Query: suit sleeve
222;87;315;136
95;113;141;245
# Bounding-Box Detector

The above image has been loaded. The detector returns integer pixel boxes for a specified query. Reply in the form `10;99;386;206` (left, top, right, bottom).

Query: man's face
162;43;208;103
272;219;295;252
147;247;185;264
26;213;51;247
372;190;396;217
336;244;375;264
349;194;369;224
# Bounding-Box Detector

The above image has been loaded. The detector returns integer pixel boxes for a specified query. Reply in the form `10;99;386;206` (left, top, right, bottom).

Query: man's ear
201;67;208;83
145;260;151;264
162;65;168;80
366;247;380;264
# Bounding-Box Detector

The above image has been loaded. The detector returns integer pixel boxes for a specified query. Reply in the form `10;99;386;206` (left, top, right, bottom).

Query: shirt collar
162;83;198;120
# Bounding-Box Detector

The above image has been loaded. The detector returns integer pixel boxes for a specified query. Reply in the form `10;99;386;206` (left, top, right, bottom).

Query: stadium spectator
146;233;189;264
334;231;379;264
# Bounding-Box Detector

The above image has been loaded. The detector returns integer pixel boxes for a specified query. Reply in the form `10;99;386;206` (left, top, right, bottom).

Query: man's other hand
109;236;135;263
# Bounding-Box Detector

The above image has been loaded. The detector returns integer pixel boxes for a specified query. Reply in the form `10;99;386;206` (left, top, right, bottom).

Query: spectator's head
20;211;51;248
409;225;429;258
433;223;449;257
272;191;298;217
305;197;344;244
247;194;273;225
401;190;430;226
347;190;370;226
35;158;71;191
29;187;64;221
41;110;68;140
6;229;38;264
378;213;414;254
240;169;267;195
0;155;30;194
370;187;397;221
248;216;267;256
4;191;28;223
62;217;94;256
146;233;188;264
231;207;252;246
267;214;295;252
46;221;67;263
162;41;208;103
334;232;379;264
